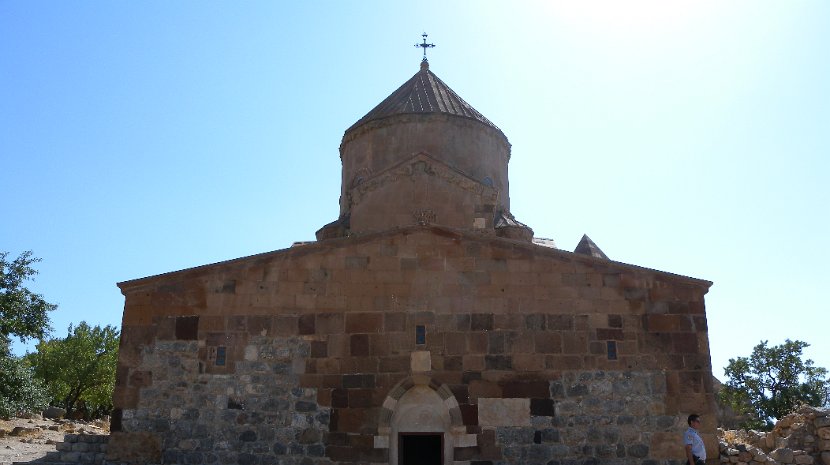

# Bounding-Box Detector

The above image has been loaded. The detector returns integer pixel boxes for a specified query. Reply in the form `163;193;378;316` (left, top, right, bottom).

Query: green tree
1;250;55;350
0;355;49;419
0;251;55;418
721;339;830;430
29;322;119;419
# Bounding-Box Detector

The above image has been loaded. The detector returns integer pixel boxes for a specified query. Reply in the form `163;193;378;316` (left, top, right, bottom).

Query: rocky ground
0;417;108;465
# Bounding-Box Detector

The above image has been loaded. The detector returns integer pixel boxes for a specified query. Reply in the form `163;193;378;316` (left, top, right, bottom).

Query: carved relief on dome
351;167;373;188
412;209;437;225
346;153;499;208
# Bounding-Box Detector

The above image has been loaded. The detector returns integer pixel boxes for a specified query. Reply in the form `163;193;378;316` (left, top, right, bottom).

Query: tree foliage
0;251;55;418
0;250;55;350
0;354;49;419
721;339;830;430
28;322;119;419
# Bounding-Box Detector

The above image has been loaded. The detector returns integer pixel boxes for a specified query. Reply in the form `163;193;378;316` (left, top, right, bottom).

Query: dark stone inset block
462;371;482;383
239;430;257;442
526;314;546;330
350;334;370;356
530;398;555;416
502;381;550;398
608;314;623;328
331;389;348;408
298;314;315;335
175;316;199;340
533;431;542;444
596;328;624;340
450;385;470;403
310;340;328;358
459;403;478;425
471;313;494;331
342;374;375;388
485;355;512;370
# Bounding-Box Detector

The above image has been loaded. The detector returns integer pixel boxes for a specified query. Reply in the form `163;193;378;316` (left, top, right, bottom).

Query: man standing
684;414;706;465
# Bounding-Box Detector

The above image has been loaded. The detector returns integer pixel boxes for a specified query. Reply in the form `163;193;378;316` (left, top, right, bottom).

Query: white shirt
684;426;706;460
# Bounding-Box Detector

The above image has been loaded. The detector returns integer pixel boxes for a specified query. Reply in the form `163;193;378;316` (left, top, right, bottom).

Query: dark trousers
687;455;705;465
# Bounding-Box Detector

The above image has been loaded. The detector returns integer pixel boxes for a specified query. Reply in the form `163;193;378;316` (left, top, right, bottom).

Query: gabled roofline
117;224;712;293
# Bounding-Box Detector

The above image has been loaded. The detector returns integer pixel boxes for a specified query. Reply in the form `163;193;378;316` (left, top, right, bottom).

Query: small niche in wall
415;325;426;345
607;341;617;360
216;346;227;366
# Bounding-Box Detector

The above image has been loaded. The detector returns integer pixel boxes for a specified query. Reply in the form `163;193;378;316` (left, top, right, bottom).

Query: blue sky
2;1;828;382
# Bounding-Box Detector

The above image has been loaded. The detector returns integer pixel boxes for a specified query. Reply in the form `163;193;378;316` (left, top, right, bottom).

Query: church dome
345;61;504;137
318;60;531;241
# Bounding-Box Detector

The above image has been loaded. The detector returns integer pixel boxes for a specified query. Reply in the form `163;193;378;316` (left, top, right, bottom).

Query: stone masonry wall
112;226;715;465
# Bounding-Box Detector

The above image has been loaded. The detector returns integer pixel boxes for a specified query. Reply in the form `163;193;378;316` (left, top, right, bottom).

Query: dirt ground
0;417;108;465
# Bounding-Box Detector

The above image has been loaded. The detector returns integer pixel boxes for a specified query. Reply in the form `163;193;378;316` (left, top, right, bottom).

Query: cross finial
414;32;435;63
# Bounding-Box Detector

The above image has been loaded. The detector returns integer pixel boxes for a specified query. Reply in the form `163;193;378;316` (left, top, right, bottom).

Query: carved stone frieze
346;154;499;208
412;209;437;225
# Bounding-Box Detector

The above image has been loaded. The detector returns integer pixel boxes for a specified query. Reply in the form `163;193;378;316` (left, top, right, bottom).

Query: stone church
110;58;717;465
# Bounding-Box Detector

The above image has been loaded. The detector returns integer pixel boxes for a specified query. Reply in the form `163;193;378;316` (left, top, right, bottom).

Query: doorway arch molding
373;374;477;464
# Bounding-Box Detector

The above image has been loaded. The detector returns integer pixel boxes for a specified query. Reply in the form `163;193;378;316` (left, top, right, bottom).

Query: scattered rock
723;408;830;465
9;426;41;438
42;406;66;420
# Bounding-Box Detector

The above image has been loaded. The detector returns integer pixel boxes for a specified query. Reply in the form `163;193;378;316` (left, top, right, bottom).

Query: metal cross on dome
414;33;435;62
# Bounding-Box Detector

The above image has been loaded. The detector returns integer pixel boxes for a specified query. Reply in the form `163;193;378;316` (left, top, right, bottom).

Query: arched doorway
392;385;450;465
376;375;469;465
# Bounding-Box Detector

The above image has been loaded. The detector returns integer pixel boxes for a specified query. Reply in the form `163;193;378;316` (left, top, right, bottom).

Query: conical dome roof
346;61;501;134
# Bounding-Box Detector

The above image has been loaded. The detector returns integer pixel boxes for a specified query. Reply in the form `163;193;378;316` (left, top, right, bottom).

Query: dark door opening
399;433;443;465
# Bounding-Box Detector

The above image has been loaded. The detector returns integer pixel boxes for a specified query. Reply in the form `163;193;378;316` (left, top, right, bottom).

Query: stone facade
111;227;716;464
111;60;718;464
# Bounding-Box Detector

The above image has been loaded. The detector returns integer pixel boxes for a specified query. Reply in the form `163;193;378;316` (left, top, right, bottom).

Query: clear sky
2;1;828;382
